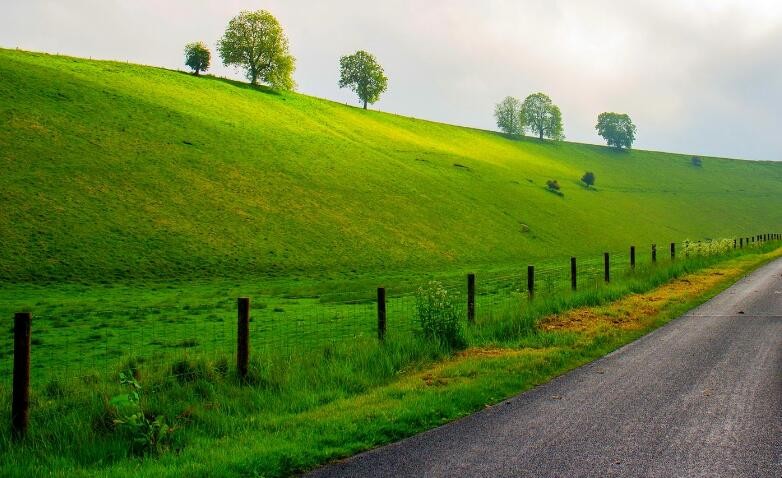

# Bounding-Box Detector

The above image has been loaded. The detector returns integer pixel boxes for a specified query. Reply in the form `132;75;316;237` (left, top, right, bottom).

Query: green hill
1;48;781;284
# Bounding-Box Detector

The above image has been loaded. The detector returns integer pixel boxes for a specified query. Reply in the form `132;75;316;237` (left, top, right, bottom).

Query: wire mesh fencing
1;234;779;428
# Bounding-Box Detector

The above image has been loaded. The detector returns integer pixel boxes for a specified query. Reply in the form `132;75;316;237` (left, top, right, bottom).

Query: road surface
308;257;782;477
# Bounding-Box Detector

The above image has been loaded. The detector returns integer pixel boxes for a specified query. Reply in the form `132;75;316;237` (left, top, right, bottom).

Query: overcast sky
2;0;781;161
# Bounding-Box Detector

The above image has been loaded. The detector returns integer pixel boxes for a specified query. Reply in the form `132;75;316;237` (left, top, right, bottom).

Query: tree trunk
363;100;367;110
194;70;199;77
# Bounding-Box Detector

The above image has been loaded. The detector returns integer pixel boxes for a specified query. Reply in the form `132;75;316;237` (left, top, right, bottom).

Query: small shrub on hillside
691;156;702;167
546;179;561;191
581;171;595;187
415;281;466;349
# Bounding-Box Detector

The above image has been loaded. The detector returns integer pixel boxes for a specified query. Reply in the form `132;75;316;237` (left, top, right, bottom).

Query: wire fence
1;234;779;430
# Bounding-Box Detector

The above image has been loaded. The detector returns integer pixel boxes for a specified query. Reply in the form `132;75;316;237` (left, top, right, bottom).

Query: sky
2;0;781;161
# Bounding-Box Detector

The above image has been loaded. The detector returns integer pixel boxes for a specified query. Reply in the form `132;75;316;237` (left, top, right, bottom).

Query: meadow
2;49;782;287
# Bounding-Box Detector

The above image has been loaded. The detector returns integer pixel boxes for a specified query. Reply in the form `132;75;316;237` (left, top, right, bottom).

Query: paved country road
307;258;782;478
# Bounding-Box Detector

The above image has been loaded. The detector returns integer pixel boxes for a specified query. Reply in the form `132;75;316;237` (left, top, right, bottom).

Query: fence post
570;257;577;291
652;244;657;263
527;265;535;298
630;246;636;269
670;242;676;260
237;298;250;381
377;287;386;341
733;238;737;249
12;312;31;440
740;237;743;248
604;253;610;283
467;273;475;324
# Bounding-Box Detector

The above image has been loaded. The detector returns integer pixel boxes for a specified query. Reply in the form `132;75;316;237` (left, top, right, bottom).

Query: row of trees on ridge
495;94;637;149
183;10;388;109
183;9;638;147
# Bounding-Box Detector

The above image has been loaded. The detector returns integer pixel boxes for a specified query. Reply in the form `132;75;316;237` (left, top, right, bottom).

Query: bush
415;281;466;349
691;156;702;167
546;180;560;191
581;171;595;187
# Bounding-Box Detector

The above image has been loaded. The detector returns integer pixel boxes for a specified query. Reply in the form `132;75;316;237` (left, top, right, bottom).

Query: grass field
1;48;782;287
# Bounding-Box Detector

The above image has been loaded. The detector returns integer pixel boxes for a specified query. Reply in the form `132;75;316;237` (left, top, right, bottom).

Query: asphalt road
307;258;782;477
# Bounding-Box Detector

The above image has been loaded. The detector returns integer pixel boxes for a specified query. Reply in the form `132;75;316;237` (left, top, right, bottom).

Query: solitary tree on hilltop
184;42;211;76
217;10;296;90
520;93;564;140
596;112;636;149
494;96;523;136
338;50;388;110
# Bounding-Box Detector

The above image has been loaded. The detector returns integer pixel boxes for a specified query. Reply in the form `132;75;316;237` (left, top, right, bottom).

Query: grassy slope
1;49;781;284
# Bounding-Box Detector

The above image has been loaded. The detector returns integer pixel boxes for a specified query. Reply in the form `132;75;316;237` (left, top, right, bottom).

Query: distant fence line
4;232;781;438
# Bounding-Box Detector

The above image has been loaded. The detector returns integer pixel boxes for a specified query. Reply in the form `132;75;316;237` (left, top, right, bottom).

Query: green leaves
596;112;636;149
184;42;211;76
217;10;296;90
494;96;523;136
338;50;388;109
520;93;564;140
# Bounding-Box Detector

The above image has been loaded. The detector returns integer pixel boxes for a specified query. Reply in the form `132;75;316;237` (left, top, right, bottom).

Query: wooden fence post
467;274;475;324
377;287;387;341
630;246;636;269
604;253;610;283
237;298;250;380
12;312;31;440
740;237;743;248
570;257;577;291
527;265;535;298
652;244;657;263
733;238;736;249
670;242;676;260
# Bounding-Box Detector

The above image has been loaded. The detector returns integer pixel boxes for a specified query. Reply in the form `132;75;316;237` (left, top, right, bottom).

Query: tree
596;112;636;149
546;179;561;191
217;10;295;90
581;171;595;187
338;50;388;110
184;42;211;76
691;156;703;167
520;93;563;140
494;96;522;136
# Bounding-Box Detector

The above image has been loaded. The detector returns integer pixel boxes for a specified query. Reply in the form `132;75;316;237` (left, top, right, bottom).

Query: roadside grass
0;245;778;477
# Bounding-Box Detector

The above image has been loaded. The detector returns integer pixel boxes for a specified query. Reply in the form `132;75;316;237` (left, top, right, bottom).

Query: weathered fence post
670;242;676;260
652;244;657;263
467;273;476;324
237;298;250;380
527;265;535;298
733;238;737;249
630;246;636;269
740;237;743;248
12;312;31;440
604;253;610;283
570;257;577;291
377;287;387;341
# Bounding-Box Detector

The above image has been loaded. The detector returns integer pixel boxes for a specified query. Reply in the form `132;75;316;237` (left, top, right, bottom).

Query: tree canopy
520;93;563;140
596;112;636;149
494;96;522;136
338;50;388;109
184;42;211;76
217;10;295;90
581;171;595;187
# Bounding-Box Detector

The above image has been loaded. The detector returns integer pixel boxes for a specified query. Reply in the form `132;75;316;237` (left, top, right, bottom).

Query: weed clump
415;281;466;349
